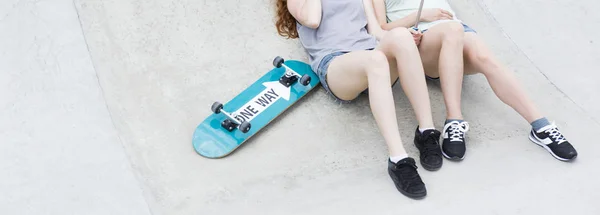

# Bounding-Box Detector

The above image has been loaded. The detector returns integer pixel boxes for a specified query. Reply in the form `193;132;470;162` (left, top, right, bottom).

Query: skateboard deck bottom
192;59;319;158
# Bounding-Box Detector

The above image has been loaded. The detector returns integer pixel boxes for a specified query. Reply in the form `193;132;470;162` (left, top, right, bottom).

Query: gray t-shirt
297;0;378;72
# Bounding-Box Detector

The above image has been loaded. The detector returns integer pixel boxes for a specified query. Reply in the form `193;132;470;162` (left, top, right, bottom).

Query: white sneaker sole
441;148;464;161
528;133;574;162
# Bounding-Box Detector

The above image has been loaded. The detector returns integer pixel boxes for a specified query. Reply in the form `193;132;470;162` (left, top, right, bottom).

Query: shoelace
544;125;567;144
444;121;469;142
423;133;441;155
395;163;421;182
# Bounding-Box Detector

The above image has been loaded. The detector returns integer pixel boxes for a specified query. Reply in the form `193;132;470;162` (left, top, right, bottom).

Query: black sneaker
413;128;443;171
441;120;469;160
388;157;427;199
529;123;578;161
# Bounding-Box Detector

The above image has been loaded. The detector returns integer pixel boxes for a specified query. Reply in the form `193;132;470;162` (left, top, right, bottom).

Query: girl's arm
287;0;322;29
371;0;422;45
363;0;387;40
372;0;454;30
372;0;417;30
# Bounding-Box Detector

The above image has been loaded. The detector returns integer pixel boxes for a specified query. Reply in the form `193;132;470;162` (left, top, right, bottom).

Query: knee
385;28;415;50
471;50;495;68
388;27;413;40
468;49;500;75
366;50;388;65
442;23;465;44
364;51;390;79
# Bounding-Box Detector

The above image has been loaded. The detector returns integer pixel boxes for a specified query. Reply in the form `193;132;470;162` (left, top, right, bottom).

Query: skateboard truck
211;102;251;133
273;56;311;87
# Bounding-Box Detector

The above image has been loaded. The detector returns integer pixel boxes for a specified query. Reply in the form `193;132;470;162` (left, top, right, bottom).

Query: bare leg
377;28;435;129
326;49;431;198
418;22;466;120
326;50;407;156
461;32;581;161
377;28;443;170
463;32;543;123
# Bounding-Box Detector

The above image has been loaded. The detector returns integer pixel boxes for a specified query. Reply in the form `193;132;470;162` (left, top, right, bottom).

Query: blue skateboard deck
192;57;320;158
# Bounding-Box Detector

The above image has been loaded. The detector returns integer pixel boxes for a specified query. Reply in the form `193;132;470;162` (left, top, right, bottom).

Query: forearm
363;0;387;40
382;11;418;30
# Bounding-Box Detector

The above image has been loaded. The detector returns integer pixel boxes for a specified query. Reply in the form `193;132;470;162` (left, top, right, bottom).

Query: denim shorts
420;23;477;33
316;50;400;104
462;23;477;33
316;51;352;103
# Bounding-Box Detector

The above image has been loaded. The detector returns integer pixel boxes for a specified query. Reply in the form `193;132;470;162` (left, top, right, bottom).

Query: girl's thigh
324;49;393;101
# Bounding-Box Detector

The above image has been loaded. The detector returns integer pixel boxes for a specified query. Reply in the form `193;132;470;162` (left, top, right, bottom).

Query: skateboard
192;56;320;158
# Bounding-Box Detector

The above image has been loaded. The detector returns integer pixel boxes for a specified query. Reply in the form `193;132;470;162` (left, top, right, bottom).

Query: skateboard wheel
273;56;284;68
300;74;311;86
211;102;223;114
240;122;251;133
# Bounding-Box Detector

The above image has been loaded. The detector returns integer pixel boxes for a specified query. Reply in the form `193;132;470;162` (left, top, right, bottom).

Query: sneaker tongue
396;157;416;166
394;157;418;172
422;129;440;137
537;124;556;133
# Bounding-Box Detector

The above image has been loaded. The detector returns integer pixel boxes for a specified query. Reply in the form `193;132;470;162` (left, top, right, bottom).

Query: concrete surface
2;0;599;214
0;0;150;214
480;0;600;122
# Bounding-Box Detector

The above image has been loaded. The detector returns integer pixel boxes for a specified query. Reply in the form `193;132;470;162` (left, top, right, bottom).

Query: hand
419;8;453;22
409;28;422;46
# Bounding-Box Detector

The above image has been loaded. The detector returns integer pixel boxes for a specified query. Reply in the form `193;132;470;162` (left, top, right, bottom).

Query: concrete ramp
2;0;599;214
